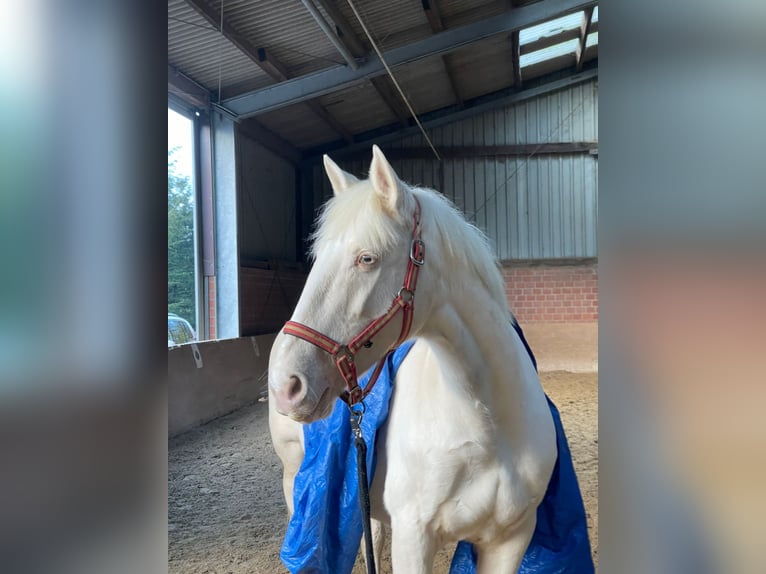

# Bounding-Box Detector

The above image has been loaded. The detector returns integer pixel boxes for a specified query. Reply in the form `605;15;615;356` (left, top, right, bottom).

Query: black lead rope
349;406;376;574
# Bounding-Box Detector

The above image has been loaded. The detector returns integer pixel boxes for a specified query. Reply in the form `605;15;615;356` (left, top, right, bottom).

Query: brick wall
502;261;598;323
206;276;216;339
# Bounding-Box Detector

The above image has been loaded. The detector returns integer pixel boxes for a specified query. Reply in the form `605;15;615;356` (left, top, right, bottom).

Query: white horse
268;145;557;573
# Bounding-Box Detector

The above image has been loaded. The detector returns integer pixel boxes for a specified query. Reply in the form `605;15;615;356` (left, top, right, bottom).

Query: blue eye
357;253;378;266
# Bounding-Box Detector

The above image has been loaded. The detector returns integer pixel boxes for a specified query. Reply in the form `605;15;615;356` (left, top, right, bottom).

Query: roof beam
223;0;597;118
184;0;269;69
338;142;597;160
422;0;444;33
299;0;358;69
510;30;522;88
184;0;351;142
312;0;409;125
168;65;210;108
313;0;367;56
303;65;598;161
576;6;594;72
255;47;290;81
254;46;353;142
421;0;464;109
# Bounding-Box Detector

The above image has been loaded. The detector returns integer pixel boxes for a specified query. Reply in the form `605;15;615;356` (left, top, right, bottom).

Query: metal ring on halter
337;345;354;361
397;287;414;303
347;385;364;405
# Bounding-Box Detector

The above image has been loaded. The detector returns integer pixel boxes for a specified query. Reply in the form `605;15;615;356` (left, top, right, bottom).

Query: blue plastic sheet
281;325;593;573
280;343;412;574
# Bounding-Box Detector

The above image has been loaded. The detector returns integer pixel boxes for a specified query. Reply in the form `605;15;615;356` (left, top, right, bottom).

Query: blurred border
0;1;167;572
1;1;764;573
600;1;765;573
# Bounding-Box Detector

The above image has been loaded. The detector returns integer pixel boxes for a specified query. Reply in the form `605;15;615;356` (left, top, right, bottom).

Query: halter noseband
283;198;425;406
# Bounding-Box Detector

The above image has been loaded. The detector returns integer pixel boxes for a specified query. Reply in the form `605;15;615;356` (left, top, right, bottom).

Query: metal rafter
184;0;352;142
312;0;410;126
300;0;358;69
168;64;210;108
576;6;594;72
421;0;464;109
511;30;522;88
223;0;597;118
338;142;597;160
422;0;444;32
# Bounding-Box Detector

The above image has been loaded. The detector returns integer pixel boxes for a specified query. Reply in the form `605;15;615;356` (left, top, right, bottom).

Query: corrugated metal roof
319;82;399;134
332;0;432;52
168;0;598;148
388;57;459;115
255;102;338;149
168;0;272;93
206;0;344;77
449;34;515;100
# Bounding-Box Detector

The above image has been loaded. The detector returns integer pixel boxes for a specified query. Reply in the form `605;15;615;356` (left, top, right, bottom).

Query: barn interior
169;0;598;432
168;1;598;569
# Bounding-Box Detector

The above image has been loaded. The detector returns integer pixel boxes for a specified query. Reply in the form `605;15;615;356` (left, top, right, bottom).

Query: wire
345;0;441;161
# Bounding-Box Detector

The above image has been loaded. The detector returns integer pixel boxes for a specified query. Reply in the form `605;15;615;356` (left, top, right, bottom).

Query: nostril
285;375;303;401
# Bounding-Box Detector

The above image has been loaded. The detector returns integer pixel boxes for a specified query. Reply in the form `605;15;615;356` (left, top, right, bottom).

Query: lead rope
349;404;376;574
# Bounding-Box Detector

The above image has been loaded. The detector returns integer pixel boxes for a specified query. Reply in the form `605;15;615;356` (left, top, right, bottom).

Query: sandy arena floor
168;371;598;573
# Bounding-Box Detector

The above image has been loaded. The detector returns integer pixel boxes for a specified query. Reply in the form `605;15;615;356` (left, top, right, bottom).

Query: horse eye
357;253;377;266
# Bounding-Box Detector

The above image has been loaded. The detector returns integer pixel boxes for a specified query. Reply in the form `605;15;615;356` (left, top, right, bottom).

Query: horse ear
323;155;358;196
369;145;402;215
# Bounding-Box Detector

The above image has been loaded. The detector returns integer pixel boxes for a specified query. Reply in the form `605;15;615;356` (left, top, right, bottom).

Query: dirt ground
168;371;598;573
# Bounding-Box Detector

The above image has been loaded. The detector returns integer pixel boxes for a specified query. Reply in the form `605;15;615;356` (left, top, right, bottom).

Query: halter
283;197;425;406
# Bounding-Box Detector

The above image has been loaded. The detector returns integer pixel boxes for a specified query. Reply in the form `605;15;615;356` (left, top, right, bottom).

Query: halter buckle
410;239;425;266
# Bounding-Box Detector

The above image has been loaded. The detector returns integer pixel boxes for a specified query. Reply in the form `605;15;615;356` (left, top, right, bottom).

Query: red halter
283;198;425;406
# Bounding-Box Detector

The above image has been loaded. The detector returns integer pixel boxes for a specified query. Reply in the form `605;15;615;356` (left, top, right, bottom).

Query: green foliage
168;147;196;330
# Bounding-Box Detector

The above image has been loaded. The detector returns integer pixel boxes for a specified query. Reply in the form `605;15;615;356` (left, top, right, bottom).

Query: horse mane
413;186;511;311
310;177;511;312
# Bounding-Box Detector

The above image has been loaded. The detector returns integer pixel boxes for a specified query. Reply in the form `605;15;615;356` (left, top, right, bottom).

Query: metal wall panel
238;134;297;262
306;79;598;260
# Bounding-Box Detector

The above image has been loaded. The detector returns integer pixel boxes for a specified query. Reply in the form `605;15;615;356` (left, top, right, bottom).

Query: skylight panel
520;38;579;68
519;12;582;45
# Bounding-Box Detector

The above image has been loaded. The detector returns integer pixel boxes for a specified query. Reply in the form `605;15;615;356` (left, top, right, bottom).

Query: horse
268;145;557;573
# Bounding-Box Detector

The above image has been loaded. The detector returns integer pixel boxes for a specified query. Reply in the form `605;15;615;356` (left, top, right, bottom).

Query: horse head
268;146;431;422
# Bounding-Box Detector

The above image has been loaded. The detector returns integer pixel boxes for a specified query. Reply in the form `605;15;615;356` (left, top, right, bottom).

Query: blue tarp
281;326;593;573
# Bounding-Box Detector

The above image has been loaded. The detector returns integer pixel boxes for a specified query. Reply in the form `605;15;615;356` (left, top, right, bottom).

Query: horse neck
416;255;539;421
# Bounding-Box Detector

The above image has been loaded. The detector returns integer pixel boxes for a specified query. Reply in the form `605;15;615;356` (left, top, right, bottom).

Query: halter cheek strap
283;198;424;406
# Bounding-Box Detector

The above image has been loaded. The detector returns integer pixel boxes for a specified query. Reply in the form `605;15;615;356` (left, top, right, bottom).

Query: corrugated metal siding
305;79;598;261
238;134;296;262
